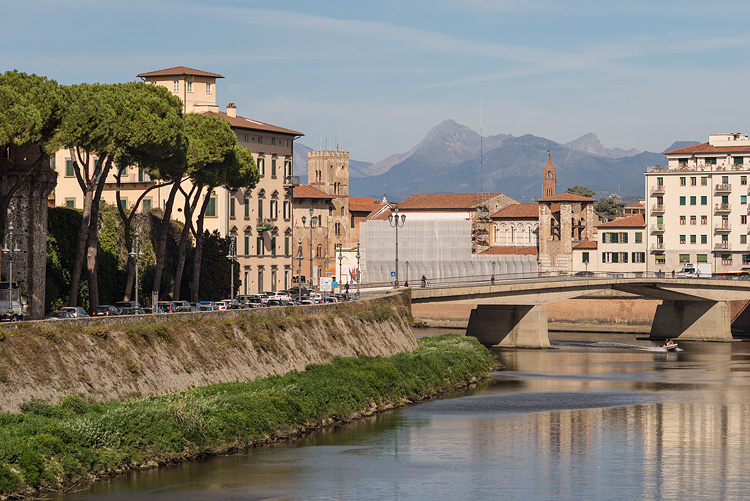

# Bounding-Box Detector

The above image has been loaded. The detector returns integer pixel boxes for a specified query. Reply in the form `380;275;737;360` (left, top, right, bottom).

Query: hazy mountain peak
564;133;640;159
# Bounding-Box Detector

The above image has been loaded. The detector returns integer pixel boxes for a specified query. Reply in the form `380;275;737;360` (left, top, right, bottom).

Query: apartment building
646;133;750;274
50;66;303;295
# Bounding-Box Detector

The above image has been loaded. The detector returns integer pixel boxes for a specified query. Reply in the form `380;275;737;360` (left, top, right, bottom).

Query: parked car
46;310;75;320
309;293;322;304
115;301;142;311
158;301;178;313
266;298;287;307
60;306;90;318
172;300;193;312
119;306;148;315
92;305;120;316
198;301;217;311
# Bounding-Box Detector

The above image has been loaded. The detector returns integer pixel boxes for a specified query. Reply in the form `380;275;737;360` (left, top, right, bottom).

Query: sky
5;0;750;163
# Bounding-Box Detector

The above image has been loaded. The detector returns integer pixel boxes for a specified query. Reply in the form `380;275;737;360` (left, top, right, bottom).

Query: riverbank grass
0;334;494;497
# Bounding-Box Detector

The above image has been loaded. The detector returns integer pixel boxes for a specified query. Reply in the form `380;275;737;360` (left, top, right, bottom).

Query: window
722;254;732;265
244;199;250;219
632;252;646;263
619;252;628;263
742;195;747;205
697;254;708;263
706;157;717;165
138;167;151;182
230;198;236;219
258;157;265;177
679;254;690;263
284;160;292;178
678;158;688;167
285;236;290;257
690;196;696;206
65;160;76;177
736;157;745;166
690;235;696;244
690;216;696;225
204;197;216;217
680;235;686;244
257;199;263;219
722;175;729;184
271;237;276;257
655;254;666;264
691;177;697;186
742;235;748;245
742;176;748;186
119;198;128;210
656;177;663;186
142;198;152;212
206;82;212;94
680;177;686;186
680;216;686;225
65;198;75;208
635;232;642;243
334;222;341;235
679;196;686;206
743;215;748;225
269;200;278;219
701;196;707;206
283;201;291;220
620;232;628;243
701;215;707;225
701;235;707;244
187;81;193;92
257;237;264;256
173;80;179;92
701;176;708;186
244;236;249;255
271;158;277;178
316;245;322;258
582;252;589;263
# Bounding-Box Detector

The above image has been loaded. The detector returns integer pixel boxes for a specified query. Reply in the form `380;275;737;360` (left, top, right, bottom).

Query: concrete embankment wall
0;295;417;413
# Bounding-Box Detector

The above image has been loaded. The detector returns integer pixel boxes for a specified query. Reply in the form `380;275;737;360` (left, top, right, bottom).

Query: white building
646;133;750;274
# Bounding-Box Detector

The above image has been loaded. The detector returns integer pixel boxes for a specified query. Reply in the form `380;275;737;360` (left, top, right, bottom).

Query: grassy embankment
0;334;495;497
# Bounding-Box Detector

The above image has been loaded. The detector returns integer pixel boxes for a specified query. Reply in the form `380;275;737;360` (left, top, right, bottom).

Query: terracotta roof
573;241;598;249
398;193;506;210
292;185;333;200
596;214;645;228
482;246;539;256
665;142;750;155
536;192;596;203
491;203;539;219
625;202;644;208
137;66;224;78
349;197;382;213
205;111;303;137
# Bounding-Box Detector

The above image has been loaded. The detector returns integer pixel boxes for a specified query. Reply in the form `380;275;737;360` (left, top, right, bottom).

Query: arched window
316;244;322;258
335;222;341;235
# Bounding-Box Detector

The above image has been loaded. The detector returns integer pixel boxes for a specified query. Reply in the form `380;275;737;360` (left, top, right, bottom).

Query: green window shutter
244;236;249;255
701;196;707;205
635;232;642;244
272;159;277;177
230;198;236;218
244;200;250;218
205;197;216;217
285;237;290;256
271;237;276;257
680;196;686;205
258;199;263;219
66;160;75;177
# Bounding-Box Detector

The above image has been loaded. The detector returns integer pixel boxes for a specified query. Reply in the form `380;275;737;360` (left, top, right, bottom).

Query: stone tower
543;153;556;198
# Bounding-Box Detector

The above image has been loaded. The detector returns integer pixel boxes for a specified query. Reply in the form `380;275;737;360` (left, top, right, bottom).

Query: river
52;332;750;500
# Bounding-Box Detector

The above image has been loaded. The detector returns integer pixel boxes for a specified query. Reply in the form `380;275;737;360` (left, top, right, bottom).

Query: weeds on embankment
0;334;494;497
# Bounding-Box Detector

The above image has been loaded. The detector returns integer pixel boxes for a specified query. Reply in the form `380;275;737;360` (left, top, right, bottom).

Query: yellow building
49;66;303;296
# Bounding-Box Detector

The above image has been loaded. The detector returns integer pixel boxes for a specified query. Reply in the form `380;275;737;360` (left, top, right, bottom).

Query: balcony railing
715;183;732;193
715;242;731;250
650;242;665;251
283;175;300;187
714;224;732;232
715;203;732;212
651;204;665;213
650;224;665;233
256;218;276;232
650;185;665;195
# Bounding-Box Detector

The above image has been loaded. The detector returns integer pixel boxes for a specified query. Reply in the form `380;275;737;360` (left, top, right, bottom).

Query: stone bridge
409;277;750;348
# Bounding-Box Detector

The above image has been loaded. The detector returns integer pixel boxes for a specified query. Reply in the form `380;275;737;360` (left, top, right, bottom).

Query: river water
53;332;750;500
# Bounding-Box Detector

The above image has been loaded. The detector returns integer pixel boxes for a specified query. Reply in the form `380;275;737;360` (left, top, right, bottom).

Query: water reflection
54;334;750;500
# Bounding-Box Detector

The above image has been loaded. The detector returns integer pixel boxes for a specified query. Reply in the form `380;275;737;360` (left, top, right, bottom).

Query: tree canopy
566;186;595;198
595;195;626;222
0;70;61;151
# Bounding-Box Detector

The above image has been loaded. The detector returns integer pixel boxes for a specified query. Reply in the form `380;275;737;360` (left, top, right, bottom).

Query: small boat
662;340;678;351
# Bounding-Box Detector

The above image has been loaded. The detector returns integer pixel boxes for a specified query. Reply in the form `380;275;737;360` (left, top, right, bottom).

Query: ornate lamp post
337;240;343;293
356;241;361;297
301;208;318;288
226;234;237;302
129;229;143;307
2;223;21;317
405;260;410;287
295;238;304;287
491;260;496;284
388;207;406;288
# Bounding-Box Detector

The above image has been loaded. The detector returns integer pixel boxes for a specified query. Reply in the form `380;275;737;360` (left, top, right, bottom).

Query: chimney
227;103;236;118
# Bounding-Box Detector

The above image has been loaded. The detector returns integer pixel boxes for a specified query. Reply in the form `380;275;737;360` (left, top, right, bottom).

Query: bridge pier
466;304;551;348
650;300;732;342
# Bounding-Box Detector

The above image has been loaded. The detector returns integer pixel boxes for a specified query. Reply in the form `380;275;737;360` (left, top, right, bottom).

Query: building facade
646;133;750;274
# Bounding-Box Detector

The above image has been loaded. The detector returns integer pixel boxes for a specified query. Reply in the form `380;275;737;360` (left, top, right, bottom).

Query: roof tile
137;66;224;78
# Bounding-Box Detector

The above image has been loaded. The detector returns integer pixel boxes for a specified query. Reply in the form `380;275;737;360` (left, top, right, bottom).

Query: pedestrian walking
491;274;495;285
421;274;427;288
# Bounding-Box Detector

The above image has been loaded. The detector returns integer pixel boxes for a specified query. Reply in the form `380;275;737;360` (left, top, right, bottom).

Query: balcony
283;175;300;187
650;242;665;251
715;242;731;250
650;185;665;195
715;183;732;193
714;224;732;233
651;204;665;213
715;203;732;213
650;224;665;233
256;218;276;232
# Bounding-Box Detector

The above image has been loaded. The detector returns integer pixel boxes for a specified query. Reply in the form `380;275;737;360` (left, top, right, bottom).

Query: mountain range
293;120;699;203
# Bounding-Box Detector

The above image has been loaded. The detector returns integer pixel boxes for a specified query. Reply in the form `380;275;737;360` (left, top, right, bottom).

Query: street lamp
129;229;143;307
295;238;304;287
2;223;21;317
388;207;406;288
356;241;361;297
301;208;318;288
491;260;496;284
337;240;343;293
226;234;237;302
405;260;410;287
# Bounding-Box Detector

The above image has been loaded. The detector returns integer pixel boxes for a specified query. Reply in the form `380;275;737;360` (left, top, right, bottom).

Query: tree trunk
68;186;94;307
172;185;201;300
191;190;213;303
151;180;182;301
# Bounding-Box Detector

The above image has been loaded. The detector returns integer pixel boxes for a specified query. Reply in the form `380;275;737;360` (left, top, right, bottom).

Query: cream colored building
573;214;646;275
49;66;303;296
646;133;750;274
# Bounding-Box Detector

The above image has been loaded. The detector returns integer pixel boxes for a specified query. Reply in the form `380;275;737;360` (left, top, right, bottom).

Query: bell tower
543;152;556;198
